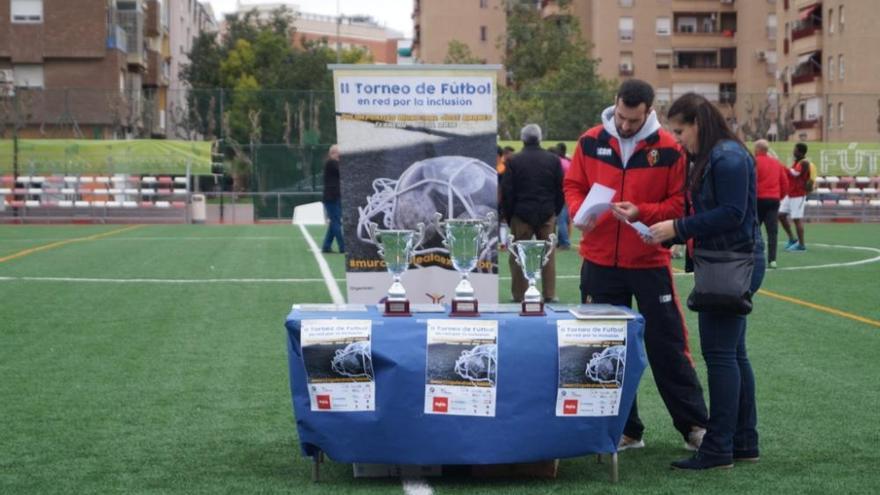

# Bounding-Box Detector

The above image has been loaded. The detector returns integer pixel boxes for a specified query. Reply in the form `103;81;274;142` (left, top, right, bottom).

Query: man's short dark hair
503;146;515;153
795;142;808;155
616;79;655;109
556;142;567;156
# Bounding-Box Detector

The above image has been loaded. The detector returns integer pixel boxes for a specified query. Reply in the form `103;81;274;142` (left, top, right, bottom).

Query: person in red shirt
778;142;810;251
565;79;708;452
753;140;789;268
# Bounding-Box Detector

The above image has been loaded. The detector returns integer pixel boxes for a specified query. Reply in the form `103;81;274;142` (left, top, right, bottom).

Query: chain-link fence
2;87;880;221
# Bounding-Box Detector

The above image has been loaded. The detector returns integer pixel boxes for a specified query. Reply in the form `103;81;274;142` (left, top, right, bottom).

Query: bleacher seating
804;175;880;221
0;174;191;224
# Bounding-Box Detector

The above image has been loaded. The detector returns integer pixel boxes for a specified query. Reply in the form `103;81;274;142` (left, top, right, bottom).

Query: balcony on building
145;0;162;37
106;23;128;53
619;64;634;76
117;2;145;67
791;50;821;85
673;12;737;36
791;96;822;131
143;49;168;87
673;48;737;71
791;4;821;41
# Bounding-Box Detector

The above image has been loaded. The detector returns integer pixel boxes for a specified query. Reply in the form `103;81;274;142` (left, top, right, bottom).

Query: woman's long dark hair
667;93;748;193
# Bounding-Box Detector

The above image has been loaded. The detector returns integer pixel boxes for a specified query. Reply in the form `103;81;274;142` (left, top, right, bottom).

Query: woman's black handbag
686;248;754;315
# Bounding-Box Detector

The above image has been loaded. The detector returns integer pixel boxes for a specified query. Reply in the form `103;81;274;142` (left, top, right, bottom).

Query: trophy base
384;299;411;316
450;299;479;317
520;300;545;316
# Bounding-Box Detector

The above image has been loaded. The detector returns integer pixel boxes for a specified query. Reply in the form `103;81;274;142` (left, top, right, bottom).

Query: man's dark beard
616;126;638;139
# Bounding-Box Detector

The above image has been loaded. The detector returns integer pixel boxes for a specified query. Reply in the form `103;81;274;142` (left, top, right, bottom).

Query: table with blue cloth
284;305;646;482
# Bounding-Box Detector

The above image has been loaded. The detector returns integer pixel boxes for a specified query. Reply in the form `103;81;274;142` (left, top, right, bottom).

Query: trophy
508;233;556;316
367;222;425;316
435;212;496;317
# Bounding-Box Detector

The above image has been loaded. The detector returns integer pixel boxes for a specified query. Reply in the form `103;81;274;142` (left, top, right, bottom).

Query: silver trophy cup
367;222;425;316
435;212;496;316
508;233;556;315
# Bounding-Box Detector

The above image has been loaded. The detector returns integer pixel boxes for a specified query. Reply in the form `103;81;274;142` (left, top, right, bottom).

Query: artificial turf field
1;222;878;494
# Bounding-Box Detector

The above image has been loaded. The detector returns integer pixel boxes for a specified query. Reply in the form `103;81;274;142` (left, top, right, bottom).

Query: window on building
479;0;488;8
838;102;844;128
839;6;844;32
828;56;834;81
619;0;634;7
828;8;834;34
656;17;671;36
619;17;634;42
619;52;634;75
767;14;777;40
839;54;844;80
655;50;671;69
480;25;487;42
655;88;671;106
827;103;833;129
12;65;44;88
11;0;43;23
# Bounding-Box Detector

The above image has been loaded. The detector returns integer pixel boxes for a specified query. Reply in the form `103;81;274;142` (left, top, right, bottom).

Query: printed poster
301;319;374;412
330;64;502;307
556;319;627;417
424;318;498;417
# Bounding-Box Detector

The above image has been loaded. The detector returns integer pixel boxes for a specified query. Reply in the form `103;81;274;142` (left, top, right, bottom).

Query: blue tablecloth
284;306;646;465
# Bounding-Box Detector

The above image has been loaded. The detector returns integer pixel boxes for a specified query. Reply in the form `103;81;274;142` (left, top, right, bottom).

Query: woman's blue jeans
697;241;765;460
322;200;344;252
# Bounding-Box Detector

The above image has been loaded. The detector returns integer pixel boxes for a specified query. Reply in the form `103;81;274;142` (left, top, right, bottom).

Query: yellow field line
758;288;880;329
0;225;143;264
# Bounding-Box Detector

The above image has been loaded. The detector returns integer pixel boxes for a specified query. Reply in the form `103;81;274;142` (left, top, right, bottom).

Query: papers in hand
572;183;615;227
625;220;653;242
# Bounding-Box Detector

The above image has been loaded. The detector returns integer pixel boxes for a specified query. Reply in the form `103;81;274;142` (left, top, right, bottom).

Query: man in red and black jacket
564;79;708;452
754;139;789;268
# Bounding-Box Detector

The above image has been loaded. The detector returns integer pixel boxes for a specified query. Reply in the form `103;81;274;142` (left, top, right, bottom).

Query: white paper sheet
572;183;616;227
625;220;653;241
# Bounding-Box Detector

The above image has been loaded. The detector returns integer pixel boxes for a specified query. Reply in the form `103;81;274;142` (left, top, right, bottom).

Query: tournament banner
330;65;502;305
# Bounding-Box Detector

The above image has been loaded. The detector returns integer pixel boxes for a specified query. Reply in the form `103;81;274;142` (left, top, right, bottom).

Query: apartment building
168;0;218;137
778;0;880;141
412;0;506;64
293;12;399;64
412;0;778;137
0;0;171;138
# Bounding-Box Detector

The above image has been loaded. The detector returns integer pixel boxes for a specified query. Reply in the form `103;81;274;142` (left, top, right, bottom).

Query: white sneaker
684;427;706;451
618;435;645;451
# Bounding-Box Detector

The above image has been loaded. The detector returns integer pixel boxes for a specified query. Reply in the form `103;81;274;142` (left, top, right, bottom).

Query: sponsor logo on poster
432;397;449;413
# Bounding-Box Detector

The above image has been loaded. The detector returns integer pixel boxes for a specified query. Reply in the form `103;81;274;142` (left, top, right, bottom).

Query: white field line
0;276;345;283
402;478;434;495
1;244;876;285
0;237;290;242
298;224;345;304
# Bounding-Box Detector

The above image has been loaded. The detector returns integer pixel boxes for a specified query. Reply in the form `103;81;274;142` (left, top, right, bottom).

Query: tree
498;0;613;140
444;40;485;64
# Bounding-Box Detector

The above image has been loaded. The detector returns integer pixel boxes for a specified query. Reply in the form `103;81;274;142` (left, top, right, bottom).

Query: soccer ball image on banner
357;155;497;266
585;345;626;386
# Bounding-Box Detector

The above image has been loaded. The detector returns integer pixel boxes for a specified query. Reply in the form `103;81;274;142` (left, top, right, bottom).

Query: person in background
754;139;789;268
501;124;564;303
555;143;572;250
565;79;708;453
648;92;765;470
778;143;810;252
497;146;512;250
321;144;344;254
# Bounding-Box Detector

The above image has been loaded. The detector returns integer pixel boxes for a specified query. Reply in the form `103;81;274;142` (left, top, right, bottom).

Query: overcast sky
205;0;414;37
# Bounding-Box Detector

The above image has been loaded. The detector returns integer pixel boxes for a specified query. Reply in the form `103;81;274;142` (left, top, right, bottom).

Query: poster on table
424;318;498;417
330;64;501;306
300;319;374;412
555;319;627;417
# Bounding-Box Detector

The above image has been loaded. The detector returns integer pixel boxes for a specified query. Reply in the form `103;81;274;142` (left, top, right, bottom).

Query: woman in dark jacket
647;93;765;470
